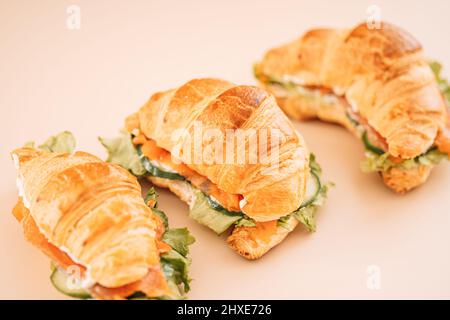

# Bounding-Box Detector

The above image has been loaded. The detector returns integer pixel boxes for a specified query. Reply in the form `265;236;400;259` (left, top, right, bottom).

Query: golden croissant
255;22;450;193
101;78;332;260
11;134;193;299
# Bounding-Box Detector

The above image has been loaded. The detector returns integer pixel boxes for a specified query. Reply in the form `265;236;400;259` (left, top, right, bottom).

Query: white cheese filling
16;176;31;209
149;159;179;173
131;128;140;136
239;198;248;210
13;154;31;209
267;80;341;106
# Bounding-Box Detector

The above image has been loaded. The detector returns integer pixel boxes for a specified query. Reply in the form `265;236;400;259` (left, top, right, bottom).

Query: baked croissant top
133;78;310;221
256;22;448;159
11;147;168;292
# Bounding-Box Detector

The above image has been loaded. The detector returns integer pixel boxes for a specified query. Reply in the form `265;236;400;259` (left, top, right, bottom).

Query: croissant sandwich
101;78;332;260
254;22;450;193
11;132;194;299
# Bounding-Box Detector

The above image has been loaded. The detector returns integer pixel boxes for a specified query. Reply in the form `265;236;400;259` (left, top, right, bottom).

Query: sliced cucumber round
345;111;360;127
362;131;385;155
189;191;242;234
137;146;186;181
301;171;321;208
206;196;243;217
50;267;91;299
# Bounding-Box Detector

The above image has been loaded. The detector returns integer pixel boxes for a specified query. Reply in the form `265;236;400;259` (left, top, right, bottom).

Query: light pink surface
0;0;449;299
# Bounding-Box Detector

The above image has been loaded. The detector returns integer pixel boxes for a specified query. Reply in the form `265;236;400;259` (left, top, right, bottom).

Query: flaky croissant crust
256;22;448;159
133;78;310;221
11;147;168;291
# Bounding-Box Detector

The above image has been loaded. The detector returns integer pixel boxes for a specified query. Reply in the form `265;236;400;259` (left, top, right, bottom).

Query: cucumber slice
206;196;243;217
345;111;360;127
50;267;91;299
137;146;186;181
301;171;321;208
189;190;242;234
362;131;385;155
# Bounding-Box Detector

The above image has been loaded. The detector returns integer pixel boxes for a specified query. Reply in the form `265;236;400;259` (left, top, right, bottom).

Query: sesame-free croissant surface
11;147;169;295
255;22;450;192
118;78;327;259
133;78;310;221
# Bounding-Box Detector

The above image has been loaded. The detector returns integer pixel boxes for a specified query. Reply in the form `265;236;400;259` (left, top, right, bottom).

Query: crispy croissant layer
255;22;450;192
104;78;331;259
131;78;310;221
11;147;169;295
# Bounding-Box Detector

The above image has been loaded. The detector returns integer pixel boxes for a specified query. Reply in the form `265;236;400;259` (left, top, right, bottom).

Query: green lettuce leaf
293;206;316;232
417;148;449;166
23;141;35;148
144;187;159;207
137;146;186;181
160;250;192;295
277;215;296;231
292;181;333;232
98;131;146;176
143;187;195;298
189;189;242;234
235;217;256;227
361;147;448;173
430;61;450;104
278;154;333;232
309;153;322;175
360;152;392;172
254;66;296;89
153;208;170;230
160;227;195;297
144;187;170;229
162;228;195;257
26;131;76;153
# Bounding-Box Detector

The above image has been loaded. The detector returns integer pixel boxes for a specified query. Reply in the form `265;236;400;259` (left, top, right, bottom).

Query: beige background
1;0;449;299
